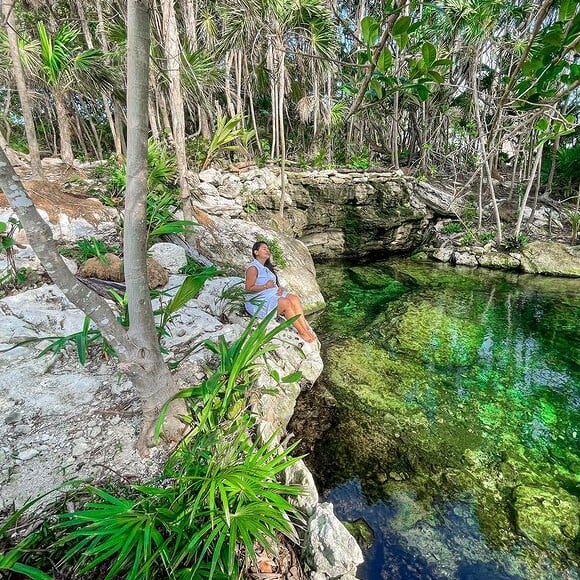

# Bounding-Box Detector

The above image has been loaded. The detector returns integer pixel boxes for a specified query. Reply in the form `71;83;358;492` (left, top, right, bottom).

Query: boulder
78;253;123;282
477;252;520;270
433;245;454;263
148;242;187;274
520;242;580;277
454;251;478;267
303;502;364;578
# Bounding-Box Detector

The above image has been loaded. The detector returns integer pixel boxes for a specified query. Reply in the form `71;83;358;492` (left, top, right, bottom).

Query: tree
0;0;184;455
2;0;43;177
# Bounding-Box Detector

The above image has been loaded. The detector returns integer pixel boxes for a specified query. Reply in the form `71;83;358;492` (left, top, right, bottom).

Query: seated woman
244;241;316;343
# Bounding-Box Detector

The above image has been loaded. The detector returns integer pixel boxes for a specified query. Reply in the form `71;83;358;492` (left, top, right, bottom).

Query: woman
245;241;316;343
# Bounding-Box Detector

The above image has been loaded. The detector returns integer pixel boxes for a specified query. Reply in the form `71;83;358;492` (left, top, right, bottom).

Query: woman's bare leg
278;296;316;342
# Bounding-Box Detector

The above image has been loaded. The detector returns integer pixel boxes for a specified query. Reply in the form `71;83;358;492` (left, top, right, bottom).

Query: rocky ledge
430;240;580;278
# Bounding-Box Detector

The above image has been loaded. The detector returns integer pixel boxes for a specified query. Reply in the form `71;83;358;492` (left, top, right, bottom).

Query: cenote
296;258;580;579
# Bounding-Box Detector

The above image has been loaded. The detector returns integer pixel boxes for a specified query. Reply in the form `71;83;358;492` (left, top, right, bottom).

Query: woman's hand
276;286;284;295
264;279;275;289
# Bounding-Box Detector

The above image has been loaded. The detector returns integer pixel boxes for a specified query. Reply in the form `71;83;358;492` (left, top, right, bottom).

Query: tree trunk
514;142;544;238
3;0;43;177
471;53;502;243
126;0;185;453
53;91;74;165
160;0;192;225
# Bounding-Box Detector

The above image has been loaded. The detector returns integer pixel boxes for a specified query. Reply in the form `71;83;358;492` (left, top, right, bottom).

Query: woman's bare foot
298;329;317;343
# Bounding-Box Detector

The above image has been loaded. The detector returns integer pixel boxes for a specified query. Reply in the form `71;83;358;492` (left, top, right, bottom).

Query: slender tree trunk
472;54;503;243
160;0;192;228
514;142;544;238
3;0;43;177
126;0;184;452
545;132;560;197
54;91;74;165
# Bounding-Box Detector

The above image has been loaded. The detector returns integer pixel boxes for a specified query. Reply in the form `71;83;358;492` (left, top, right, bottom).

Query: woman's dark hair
252;241;279;286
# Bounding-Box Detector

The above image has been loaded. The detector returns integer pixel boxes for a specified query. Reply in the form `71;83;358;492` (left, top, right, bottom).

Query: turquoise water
303;259;580;579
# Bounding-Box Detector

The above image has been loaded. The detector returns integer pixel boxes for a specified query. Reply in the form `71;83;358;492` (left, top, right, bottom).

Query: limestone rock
148;242;187;274
477;252;520;270
285;459;319;517
520;241;580;277
454;251;478;267
304;502;364;578
433;245;454;263
198;168;223;186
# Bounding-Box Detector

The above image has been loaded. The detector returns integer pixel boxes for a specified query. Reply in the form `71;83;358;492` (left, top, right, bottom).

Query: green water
305;259;580;579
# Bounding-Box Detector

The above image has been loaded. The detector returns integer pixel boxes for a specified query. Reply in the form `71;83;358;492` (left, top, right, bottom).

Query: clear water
304;259;580;579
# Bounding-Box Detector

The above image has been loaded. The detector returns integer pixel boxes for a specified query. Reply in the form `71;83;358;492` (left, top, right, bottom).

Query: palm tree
36;21;112;165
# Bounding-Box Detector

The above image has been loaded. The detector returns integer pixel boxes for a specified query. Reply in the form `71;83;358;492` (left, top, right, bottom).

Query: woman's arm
245;266;275;292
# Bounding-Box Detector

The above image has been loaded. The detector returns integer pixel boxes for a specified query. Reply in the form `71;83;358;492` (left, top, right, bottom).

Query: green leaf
421;42;436;67
432;58;452;68
376;48;393;72
415;84;430;101
281;371;302;384
535;117;549;131
369;79;383;99
0;222;7;234
395;32;409;50
392;15;411;36
361;16;380;46
428;70;444;84
559;0;576;21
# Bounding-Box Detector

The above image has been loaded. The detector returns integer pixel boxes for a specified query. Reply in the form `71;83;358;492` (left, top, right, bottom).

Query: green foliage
256;236;287;268
460;232;475;246
565;210;580;242
59;237;119;264
478;230;496;244
5;316;109;365
502;234;529;251
0;312;306;579
180;257;212;276
347;148;371;170
156;267;221;333
442;221;463;234
202;114;254;170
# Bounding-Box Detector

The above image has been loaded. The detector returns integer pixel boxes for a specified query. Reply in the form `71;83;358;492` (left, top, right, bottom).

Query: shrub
442;221;463;234
256;236;287;268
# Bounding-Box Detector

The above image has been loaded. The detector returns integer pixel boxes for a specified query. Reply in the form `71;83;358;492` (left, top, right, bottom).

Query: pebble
13;425;30;435
90;427;101;438
72;439;90;457
18;448;40;461
4;411;21;425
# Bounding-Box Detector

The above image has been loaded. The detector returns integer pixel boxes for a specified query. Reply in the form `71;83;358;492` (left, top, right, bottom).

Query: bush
442;221;463;234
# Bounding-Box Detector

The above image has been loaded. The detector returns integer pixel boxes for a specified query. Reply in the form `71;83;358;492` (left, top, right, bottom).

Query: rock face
194;167;461;259
190;212;325;313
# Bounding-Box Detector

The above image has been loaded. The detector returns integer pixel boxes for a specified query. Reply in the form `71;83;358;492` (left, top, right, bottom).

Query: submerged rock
514;485;579;550
343;518;374;552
